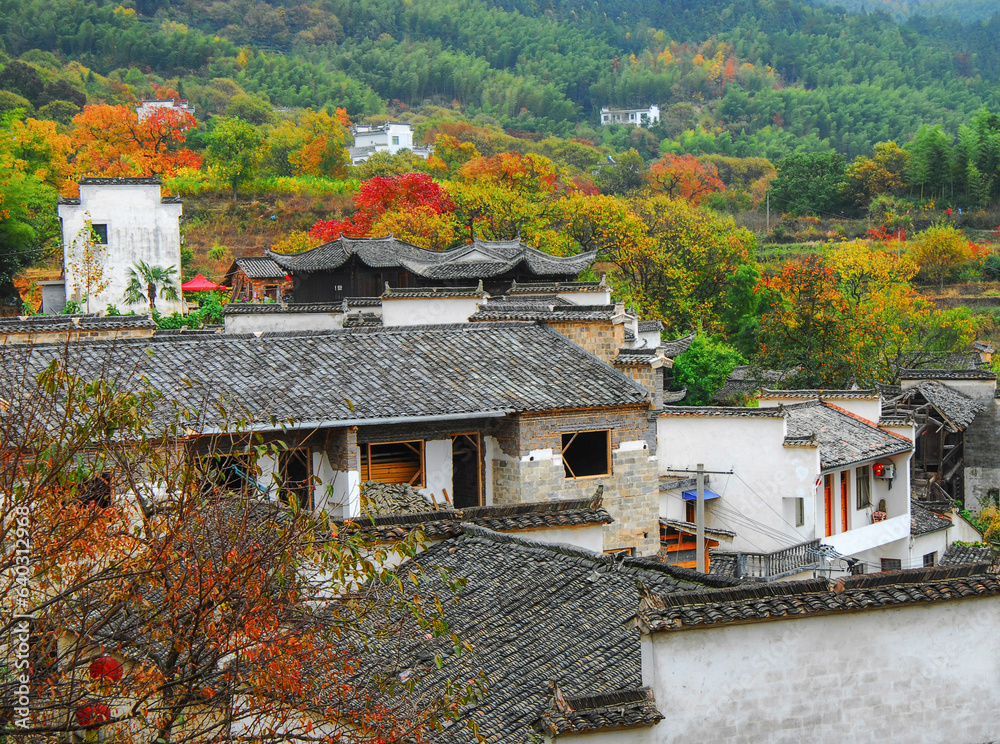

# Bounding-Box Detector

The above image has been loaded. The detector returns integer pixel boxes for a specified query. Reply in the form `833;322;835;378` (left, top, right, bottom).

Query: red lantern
873;463;885;477
89;656;122;682
76;703;111;727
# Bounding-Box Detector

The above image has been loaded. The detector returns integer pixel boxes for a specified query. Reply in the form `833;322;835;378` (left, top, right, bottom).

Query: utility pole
667;466;733;574
696;463;706;573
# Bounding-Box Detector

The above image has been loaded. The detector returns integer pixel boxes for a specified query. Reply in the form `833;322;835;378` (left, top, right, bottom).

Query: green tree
672;334;745;405
123;260;179;313
770;151;846;216
594;149;646;196
206;116;267;203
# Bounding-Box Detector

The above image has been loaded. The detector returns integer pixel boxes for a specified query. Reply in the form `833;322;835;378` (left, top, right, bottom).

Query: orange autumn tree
0;349;482;743
68;104;202;183
646;154;725;206
288;108;351;178
757;243;975;387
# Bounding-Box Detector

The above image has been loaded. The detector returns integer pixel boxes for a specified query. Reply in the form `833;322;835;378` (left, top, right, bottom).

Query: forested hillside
808;0;999;23
1;0;1000;156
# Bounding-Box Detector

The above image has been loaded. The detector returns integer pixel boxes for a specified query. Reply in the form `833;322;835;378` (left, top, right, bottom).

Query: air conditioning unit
872;461;895;480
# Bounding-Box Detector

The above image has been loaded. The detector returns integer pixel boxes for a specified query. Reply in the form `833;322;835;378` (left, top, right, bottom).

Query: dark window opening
923;551;937;567
880;558;902;572
562;430;611;478
795;498;805;527
685;500;695;523
79;472;112;508
90;223;108;245
362;441;424;487
279;448;313;510
988;488;1000;508
203;454;263;496
451;433;481;508
856;465;871;510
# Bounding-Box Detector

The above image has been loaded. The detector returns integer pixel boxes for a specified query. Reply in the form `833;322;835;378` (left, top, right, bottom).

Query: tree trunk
147;281;157;314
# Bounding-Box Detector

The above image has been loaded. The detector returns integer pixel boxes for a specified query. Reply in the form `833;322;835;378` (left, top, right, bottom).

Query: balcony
710;539;821;582
822;513;910;557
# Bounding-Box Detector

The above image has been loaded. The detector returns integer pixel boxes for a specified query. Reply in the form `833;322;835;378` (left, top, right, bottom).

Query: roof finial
383;282;392;296
476;279;484;294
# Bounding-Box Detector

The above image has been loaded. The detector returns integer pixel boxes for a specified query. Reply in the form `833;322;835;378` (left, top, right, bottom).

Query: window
923;551;937;567
451;433;482;508
989;488;1000;507
856;465;871;510
391;135;400;145
880;557;902;572
79;472;112;508
362;441;425;487
562;430;610;478
203;453;262;496
795;497;805;527
604;547;634;556
278;448;313;510
90;223;108;244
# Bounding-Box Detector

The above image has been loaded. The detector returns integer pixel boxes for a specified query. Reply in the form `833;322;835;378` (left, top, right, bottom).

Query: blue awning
681;489;721;501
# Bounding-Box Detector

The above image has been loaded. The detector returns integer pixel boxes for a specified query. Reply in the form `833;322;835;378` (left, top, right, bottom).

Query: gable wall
546;320;625;364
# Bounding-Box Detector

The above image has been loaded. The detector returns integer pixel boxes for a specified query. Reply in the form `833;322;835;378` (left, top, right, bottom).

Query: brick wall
491;406;660;555
616;364;662;407
545;320;624;364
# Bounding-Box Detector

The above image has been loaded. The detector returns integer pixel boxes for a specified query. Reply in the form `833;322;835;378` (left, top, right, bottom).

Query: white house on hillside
600;104;660;126
350;122;433;164
136;98;195;121
58;177;184;316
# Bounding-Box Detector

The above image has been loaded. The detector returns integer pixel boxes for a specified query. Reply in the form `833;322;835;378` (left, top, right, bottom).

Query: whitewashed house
600;105;660;126
349;122;433;164
657;390;917;579
58;177;183;316
135;98;195;121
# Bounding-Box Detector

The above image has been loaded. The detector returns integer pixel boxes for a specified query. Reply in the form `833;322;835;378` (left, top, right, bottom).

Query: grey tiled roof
265;237;594;280
0;314;156;334
900;381;984;431
382;284;485;299
536;688;663;737
345;296;382;308
783;400;912;470
641;565;1000;631
899;368;997;381
637;319;663;333
759;389;879;400
659;332;694;357
506;280;607;295
360;481;436;516
662;388;688;403
611;347;664;366
659;406;785;419
911;499;952;536
234;256;284;279
941;543;996;567
341;312;381;328
660;517;737;540
375;527;735;744
470;304;621;322
223;302;344;315
348;495;614;541
3;323;649;432
79;176;162;185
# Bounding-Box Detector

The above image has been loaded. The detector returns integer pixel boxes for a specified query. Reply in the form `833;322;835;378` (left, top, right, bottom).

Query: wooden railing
725;539;822;581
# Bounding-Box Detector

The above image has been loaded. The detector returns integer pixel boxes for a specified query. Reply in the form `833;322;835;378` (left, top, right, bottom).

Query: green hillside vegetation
808;0;1000;23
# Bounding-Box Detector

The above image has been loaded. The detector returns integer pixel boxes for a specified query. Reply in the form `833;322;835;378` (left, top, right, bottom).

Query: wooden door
824;474;834;537
840;472;849;533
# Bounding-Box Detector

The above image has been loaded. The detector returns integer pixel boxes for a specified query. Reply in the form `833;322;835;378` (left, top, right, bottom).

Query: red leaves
76;703;111;727
310;173;455;242
88;656;123;682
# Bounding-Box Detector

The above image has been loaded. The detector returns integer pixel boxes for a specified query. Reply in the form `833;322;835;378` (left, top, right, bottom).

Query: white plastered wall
60;183;183;315
381;296;485;326
420;438;454;506
225;312;346;334
646;596;1000;744
657;415;817;553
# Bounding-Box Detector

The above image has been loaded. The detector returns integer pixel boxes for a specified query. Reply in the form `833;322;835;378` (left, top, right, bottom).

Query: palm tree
123;261;179;314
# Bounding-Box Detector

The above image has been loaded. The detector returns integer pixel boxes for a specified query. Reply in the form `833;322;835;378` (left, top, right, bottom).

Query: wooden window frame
923;551;937;568
880;557;902;572
561;429;612;479
362;440;425;488
823;474;834;538
840;471;849;532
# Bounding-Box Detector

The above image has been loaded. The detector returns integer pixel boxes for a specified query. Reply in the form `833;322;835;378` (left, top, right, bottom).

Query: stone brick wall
491;406;660;555
963;399;1000;509
545;320;625;364
616;364;662;407
325;426;358;471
